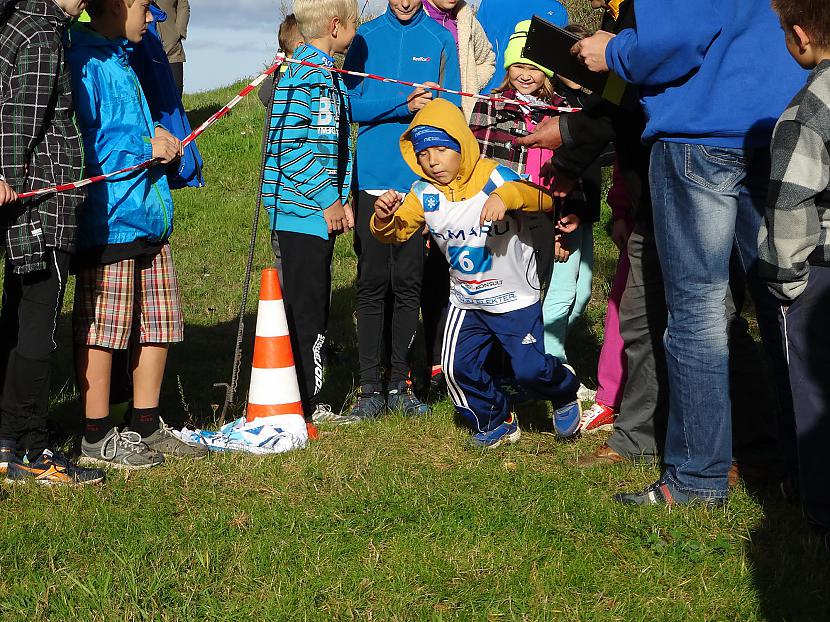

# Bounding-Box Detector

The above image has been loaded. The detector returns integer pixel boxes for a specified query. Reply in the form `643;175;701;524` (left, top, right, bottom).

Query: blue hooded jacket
343;7;461;194
129;4;204;190
67;23;174;250
477;0;569;94
605;0;806;147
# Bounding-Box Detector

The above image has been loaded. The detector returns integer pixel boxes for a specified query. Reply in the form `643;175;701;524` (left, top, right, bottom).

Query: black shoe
614;480;726;508
428;371;448;399
347;384;387;422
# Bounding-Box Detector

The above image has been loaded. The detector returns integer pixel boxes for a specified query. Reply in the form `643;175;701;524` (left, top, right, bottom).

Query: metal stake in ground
214;61;283;425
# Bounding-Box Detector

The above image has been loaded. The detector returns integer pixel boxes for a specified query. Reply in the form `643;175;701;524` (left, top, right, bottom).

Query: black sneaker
347;384;387;422
6;449;105;485
614;479;726;508
387;380;431;417
428;371;448;400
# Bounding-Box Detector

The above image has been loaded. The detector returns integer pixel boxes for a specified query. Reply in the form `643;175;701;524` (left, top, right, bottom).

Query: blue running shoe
553;399;582;438
467;413;521;449
348;384;387;422
387;380;430;417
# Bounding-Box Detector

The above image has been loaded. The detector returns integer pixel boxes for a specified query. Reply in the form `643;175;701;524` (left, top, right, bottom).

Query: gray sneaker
311;403;360;426
79;427;164;470
136;419;209;458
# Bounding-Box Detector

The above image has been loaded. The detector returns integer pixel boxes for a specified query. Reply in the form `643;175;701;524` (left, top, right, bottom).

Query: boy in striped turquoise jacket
260;0;358;424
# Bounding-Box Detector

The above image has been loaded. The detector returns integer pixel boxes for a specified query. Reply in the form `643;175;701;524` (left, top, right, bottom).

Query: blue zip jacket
261;44;353;240
477;0;569;94
605;0;806;147
129;4;205;190
67;23;174;250
343;8;461;194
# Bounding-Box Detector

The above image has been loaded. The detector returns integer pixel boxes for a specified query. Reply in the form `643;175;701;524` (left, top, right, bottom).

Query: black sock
130;407;160;438
84;416;115;444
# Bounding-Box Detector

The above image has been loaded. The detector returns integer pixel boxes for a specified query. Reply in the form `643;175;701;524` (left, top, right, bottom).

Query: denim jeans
649;141;775;497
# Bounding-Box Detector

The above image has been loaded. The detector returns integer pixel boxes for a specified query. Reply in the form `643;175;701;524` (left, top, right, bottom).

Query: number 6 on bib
448;246;493;275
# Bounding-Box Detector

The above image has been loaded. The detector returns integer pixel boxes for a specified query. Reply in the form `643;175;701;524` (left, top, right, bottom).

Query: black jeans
354;190;425;386
0;249;70;456
422;238;449;369
277;230;336;412
169;61;184;99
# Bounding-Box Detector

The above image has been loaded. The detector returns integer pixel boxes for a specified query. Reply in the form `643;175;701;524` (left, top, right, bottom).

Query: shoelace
101;430;145;461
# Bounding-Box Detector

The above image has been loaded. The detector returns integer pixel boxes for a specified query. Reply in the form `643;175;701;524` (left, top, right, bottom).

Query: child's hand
479;194;507;226
374;190;403;222
557;213;581;233
151;127;183;164
0;180;18;205
612;218;632;251
343;202;355;232
323;200;348;234
407;81;438;113
554;234;571;263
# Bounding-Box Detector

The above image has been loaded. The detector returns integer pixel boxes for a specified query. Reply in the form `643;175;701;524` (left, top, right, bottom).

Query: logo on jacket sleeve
412;56;432;62
423;194;441;212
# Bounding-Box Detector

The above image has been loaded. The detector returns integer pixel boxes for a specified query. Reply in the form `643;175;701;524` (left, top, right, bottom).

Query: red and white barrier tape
276;54;582;115
16;62;284;200
16;57;578;199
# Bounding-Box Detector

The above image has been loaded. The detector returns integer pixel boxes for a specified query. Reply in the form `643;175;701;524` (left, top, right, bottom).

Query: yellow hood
400;99;498;201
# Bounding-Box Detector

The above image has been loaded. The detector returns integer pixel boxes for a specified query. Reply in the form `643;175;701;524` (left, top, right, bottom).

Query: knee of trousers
511;356;550;387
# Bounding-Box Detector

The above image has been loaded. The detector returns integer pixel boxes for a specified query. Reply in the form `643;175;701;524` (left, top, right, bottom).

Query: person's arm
551;106;617;179
437;40;462;108
176;0;190;40
758;120;828;302
265;75;341;211
71;64;154;170
370;190;426;243
0;36;59;191
471;17;496;93
468;99;495;154
492;181;555;214
605;0;721;86
343;34;412;123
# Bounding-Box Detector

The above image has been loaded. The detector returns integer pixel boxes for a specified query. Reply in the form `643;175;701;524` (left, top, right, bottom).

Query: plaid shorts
73;244;184;349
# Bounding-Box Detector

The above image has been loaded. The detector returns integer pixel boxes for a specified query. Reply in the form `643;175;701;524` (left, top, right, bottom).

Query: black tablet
522;16;609;93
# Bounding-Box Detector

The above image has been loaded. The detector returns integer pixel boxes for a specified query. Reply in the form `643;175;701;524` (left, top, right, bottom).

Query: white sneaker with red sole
580;403;617;434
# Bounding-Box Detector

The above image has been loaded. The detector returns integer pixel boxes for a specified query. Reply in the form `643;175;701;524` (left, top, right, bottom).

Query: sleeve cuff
310;185;340;212
142;138;154;162
559;114;574;147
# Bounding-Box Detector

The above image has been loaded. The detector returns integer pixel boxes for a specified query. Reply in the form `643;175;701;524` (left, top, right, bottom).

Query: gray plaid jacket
0;0;85;274
759;60;830;302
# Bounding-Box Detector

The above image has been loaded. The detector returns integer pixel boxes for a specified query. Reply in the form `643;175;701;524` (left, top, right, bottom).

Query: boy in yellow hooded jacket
371;99;581;448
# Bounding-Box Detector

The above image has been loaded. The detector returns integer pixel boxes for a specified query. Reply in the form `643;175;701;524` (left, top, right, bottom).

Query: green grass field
0;81;829;621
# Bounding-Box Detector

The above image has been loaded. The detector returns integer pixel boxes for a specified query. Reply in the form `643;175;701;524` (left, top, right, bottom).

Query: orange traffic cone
246;268;318;440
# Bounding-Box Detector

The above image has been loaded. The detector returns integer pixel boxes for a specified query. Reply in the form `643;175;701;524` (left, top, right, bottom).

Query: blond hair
494;72;557;103
293;0;359;40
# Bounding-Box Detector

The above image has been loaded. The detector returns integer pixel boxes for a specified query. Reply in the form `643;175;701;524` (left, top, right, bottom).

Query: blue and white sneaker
553;399;582;438
467;413;521;449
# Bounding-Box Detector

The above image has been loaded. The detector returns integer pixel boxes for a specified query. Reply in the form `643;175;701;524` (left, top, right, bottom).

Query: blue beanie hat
409;125;461;154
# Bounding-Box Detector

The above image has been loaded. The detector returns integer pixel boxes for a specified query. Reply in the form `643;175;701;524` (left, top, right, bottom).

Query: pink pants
594;249;630;409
